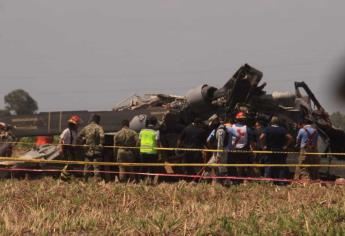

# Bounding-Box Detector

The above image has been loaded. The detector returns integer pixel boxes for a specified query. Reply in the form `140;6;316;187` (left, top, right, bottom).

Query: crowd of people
0;111;320;184
57;112;320;184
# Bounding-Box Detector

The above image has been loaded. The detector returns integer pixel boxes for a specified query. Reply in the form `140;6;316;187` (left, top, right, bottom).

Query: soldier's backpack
209;125;229;149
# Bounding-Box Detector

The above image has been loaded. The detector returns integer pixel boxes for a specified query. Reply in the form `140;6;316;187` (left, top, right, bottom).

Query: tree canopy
4;89;38;115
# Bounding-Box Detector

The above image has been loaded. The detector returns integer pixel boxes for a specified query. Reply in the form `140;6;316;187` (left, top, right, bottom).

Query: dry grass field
0;178;345;235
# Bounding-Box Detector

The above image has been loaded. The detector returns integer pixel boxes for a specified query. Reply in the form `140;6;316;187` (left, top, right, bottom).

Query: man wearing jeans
260;116;293;181
294;118;320;180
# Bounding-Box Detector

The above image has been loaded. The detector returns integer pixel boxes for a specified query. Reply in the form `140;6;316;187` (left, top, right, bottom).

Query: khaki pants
208;151;228;176
117;149;135;182
84;155;102;180
294;147;320;180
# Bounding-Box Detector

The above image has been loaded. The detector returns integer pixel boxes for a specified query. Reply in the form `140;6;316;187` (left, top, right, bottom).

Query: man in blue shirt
207;122;238;151
260;116;293;181
294;118;320;180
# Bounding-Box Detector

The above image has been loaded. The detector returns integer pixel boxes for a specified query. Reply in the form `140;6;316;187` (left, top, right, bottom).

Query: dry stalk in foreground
0;178;344;235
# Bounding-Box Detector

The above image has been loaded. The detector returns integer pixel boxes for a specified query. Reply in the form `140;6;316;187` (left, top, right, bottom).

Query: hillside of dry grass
0;178;345;235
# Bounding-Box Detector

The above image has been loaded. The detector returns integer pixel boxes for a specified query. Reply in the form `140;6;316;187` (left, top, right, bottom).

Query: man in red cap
229;112;255;179
59;115;81;180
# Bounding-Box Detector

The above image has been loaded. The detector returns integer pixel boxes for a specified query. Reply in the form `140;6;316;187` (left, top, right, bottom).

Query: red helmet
68;115;81;125
235;112;247;120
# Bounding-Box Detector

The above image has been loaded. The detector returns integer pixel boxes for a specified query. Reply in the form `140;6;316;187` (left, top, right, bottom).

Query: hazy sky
1;0;344;112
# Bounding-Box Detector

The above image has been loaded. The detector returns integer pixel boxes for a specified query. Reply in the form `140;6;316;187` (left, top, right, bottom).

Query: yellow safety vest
140;129;157;154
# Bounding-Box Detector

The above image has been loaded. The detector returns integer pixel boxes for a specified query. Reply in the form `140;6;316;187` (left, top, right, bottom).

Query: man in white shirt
230;112;255;178
60;115;81;180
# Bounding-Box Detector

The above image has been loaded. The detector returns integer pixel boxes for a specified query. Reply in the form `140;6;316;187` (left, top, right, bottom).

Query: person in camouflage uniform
77;114;105;180
0;123;15;157
114;119;139;182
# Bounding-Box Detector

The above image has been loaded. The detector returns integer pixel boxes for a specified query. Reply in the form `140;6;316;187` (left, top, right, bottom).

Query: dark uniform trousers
60;146;76;180
140;153;159;174
228;148;254;178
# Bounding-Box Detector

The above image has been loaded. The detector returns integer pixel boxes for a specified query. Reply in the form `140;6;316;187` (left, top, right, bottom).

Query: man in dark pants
260;116;293;182
59;115;81;181
139;117;160;176
177;118;208;176
253;120;266;177
229;112;255;178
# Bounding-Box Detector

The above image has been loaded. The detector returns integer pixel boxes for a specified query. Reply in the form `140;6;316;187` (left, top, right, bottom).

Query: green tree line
0;89;38;116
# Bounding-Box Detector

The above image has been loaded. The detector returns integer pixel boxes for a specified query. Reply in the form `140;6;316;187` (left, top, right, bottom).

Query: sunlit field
0;178;344;235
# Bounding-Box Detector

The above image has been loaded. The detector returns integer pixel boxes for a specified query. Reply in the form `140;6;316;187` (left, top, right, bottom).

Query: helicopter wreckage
0;64;344;178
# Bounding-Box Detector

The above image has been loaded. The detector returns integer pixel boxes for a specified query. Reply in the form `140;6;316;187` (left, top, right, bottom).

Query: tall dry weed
0;178;344;235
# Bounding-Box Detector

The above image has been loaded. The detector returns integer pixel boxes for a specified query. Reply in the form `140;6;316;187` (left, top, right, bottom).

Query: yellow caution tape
0;156;344;168
1;141;345;156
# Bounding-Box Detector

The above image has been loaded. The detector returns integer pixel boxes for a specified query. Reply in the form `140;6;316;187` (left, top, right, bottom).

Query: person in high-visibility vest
139;116;160;174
